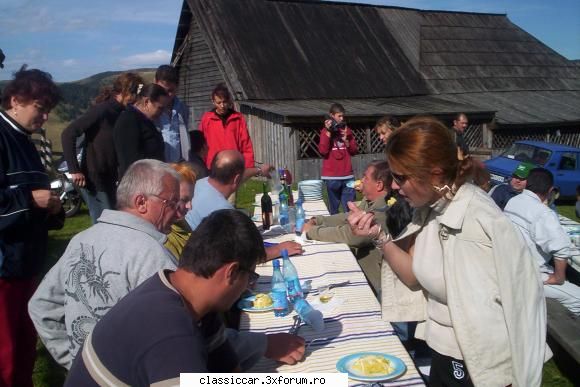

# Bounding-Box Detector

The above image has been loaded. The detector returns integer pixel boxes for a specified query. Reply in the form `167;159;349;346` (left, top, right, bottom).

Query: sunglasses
241;268;260;287
391;172;409;186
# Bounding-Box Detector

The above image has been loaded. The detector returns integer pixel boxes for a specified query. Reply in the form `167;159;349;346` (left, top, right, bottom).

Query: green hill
1;68;156;153
52;68;156;122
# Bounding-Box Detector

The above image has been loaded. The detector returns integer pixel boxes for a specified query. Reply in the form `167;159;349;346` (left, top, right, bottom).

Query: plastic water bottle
293;298;325;332
279;191;289;231
295;198;305;236
271;260;289;317
285;183;294;207
282;249;303;301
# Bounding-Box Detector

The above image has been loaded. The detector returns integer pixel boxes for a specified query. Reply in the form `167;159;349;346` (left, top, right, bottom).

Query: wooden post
482;122;493;149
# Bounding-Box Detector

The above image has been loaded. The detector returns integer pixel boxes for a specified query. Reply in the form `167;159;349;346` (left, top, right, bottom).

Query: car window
558;153;577;171
501;144;551;166
531;149;551;166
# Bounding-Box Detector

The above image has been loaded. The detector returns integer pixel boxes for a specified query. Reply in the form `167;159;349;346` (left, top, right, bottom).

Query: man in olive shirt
302;161;390;294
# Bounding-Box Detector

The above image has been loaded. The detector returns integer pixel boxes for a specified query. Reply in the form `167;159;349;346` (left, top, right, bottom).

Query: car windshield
501;143;552;166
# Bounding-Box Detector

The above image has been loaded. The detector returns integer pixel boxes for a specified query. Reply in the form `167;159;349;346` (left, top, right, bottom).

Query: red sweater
198;110;255;168
318;127;358;178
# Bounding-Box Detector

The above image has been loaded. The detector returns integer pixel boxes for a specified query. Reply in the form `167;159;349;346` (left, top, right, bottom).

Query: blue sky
1;0;578;82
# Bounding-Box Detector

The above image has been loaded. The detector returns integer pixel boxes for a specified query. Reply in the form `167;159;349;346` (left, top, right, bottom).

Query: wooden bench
546;298;580;366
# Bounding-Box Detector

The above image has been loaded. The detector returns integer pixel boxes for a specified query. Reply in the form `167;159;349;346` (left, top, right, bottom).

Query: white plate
336;352;406;382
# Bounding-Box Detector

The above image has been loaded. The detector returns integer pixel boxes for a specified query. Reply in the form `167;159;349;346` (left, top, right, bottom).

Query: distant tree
0;49;5;69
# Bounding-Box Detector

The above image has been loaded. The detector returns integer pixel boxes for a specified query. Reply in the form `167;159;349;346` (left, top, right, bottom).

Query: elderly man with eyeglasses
28;159;181;370
65;210;304;385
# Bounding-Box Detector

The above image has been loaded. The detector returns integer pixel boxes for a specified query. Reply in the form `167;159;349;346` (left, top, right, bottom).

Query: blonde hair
170;162;197;185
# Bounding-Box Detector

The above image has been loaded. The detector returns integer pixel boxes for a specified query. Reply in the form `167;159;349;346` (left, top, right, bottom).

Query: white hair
116;159;180;209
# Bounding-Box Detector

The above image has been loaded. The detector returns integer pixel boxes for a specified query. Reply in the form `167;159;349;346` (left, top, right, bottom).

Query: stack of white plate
298;180;323;201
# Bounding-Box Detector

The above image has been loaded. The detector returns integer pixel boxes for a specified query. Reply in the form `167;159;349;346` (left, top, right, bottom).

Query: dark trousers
0;277;38;387
429;349;474;387
324;179;355;215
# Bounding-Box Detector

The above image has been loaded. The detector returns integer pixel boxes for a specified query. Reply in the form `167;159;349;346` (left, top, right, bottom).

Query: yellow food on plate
252;293;273;308
351;355;393;376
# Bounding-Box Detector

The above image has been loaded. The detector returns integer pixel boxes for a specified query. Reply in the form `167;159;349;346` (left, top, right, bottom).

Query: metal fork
328;280;350;290
288;315;302;335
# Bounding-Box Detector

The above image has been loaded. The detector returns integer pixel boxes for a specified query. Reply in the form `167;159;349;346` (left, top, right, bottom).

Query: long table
558;215;580;272
243;197;424;386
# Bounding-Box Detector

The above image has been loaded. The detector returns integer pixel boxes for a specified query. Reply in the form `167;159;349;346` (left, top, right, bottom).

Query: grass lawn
32;181;577;386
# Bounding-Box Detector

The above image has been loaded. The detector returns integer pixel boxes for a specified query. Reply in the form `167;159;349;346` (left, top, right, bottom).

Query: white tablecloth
244;196;424;386
558;215;580;272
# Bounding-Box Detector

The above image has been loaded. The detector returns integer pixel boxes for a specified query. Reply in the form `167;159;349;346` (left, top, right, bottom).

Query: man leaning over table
186;149;303;260
504;167;580;316
302;160;390;295
65;210;306;386
30;159;304;371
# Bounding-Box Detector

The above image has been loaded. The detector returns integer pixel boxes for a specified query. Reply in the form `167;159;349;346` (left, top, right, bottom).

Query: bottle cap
281;249;289;259
273;259;280;268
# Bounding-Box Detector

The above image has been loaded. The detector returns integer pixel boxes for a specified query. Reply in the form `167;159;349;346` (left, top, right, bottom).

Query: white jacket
394;183;547;387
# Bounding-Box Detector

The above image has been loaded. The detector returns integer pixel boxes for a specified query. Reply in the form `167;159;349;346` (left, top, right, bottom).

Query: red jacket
198;110;255;168
318;127;358;178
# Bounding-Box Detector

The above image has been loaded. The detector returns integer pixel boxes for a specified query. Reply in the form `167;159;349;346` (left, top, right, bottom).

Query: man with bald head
186;150;302;257
186;150;245;231
184;150;304;369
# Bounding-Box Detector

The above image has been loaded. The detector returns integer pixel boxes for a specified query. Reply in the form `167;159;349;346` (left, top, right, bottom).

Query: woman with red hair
348;116;547;386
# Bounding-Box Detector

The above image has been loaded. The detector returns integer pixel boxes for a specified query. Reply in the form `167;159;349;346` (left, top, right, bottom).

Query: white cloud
0;0;181;34
62;59;78;67
119;49;171;67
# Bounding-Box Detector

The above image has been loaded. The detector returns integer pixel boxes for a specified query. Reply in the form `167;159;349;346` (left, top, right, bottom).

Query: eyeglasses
148;194;179;210
241;268;260;287
391;172;409;186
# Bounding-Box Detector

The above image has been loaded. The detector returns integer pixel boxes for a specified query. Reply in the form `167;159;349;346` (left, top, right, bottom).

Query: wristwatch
255;167;263;177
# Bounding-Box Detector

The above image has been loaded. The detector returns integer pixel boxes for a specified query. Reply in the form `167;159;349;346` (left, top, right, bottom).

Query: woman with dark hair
348;116;547;386
61;72;144;223
114;83;169;177
0;65;63;387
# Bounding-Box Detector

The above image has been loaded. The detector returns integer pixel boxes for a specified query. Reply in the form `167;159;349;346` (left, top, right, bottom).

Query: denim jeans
324;179;355;215
80;189;116;224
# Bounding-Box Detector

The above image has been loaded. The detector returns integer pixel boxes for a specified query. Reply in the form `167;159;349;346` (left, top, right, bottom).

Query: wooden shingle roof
183;0;429;99
174;0;580;125
418;12;580;94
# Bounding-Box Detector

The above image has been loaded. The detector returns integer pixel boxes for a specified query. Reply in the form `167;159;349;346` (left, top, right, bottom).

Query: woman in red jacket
319;103;358;214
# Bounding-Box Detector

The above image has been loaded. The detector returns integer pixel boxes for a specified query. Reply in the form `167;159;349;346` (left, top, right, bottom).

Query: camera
326;115;346;133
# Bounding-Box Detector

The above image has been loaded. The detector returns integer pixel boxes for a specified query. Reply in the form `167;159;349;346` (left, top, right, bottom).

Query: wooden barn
170;0;580;180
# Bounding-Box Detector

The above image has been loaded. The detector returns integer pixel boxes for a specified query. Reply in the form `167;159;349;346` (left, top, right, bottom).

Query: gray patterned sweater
28;209;177;369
